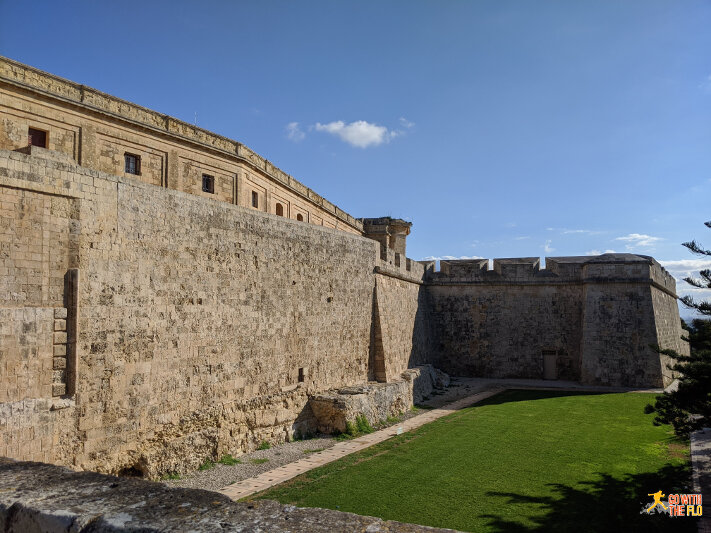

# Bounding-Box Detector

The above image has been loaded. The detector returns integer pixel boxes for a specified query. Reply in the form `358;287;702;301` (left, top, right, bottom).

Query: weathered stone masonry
0;58;688;479
425;256;686;387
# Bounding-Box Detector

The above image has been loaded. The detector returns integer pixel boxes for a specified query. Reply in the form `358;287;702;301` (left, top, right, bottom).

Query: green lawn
252;390;696;532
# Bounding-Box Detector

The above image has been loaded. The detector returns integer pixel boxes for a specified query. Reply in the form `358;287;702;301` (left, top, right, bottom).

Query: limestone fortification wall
0;55;690;480
0;148;393;477
0;56;361;234
427;255;688;387
0;146;688;478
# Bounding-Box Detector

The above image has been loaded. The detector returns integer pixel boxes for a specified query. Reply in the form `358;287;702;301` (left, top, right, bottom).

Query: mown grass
252;390;695;532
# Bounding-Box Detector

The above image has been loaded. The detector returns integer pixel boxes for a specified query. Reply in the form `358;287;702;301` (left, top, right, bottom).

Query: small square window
28;127;48;148
124;153;141;175
202;174;215;194
252;191;259;208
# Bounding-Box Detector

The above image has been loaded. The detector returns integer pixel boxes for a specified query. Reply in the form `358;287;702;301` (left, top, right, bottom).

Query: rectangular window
28;127;48;148
124;153;141;175
252;191;259;208
202;174;215;193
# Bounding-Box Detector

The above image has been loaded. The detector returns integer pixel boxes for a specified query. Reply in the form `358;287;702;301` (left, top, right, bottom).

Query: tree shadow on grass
482;464;698;533
449;389;612;412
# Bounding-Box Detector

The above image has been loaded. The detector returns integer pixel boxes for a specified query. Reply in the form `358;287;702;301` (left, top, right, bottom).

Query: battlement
375;245;426;284
427;254;677;293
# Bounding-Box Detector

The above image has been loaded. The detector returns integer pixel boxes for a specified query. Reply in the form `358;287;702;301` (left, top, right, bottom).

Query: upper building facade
0;56;364;234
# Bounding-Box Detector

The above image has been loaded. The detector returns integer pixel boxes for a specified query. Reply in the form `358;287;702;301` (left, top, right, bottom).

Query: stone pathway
219;388;503;500
691;427;711;533
219;378;664;501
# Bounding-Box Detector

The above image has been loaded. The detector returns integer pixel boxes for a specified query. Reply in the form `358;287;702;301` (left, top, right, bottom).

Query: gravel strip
161;377;642;493
162;437;336;491
162;379;483;492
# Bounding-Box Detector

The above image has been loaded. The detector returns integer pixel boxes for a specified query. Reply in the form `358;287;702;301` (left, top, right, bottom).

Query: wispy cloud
660;259;711;315
546;227;604;235
700;74;711;93
422;255;485;261
543;240;555;254
514;236;530;240
285;122;305;142
561;228;603;235
399;117;415;129
314;120;402;148
659;259;711;271
614;233;662;250
585;249;616;256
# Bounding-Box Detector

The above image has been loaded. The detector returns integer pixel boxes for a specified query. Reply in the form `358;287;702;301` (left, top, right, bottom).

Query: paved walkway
219;388;503;500
691;428;711;533
220;378;657;501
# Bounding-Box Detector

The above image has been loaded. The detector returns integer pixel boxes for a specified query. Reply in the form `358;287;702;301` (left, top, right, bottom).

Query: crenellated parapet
373;245;427;285
425;252;686;388
425;253;676;294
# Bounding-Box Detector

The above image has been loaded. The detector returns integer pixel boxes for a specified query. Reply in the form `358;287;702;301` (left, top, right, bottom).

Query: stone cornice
0;56;362;232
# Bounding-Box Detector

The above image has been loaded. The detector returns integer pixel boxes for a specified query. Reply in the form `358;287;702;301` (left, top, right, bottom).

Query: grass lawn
252;390;696;532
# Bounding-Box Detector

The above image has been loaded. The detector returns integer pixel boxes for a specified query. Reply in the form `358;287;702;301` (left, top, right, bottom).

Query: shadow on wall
407;286;433;371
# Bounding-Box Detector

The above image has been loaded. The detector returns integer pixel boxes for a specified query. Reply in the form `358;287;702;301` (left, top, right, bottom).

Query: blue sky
2;0;710;317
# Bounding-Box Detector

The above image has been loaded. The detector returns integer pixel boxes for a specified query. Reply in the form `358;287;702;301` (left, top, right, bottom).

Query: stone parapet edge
0;56;362;233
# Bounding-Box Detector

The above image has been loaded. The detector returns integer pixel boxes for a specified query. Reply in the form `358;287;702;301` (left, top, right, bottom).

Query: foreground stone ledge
0;459;455;532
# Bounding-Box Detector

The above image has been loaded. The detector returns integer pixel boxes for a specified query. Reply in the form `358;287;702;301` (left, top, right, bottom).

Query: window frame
251;191;259;208
124;153;141;175
28;127;48;148
202;173;215;194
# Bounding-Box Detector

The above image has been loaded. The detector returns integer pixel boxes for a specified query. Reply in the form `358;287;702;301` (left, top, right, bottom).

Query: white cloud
422;255;485;261
585;249;616;256
399;117;415;129
285;122;305;142
658;259;711;284
659;259;711;270
657;259;711;316
514;236;530;240
543;240;555;254
614;233;663;250
314;120;400;148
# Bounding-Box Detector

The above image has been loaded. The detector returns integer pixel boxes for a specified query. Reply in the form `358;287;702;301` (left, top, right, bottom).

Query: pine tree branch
683;276;706;289
682;240;711;256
